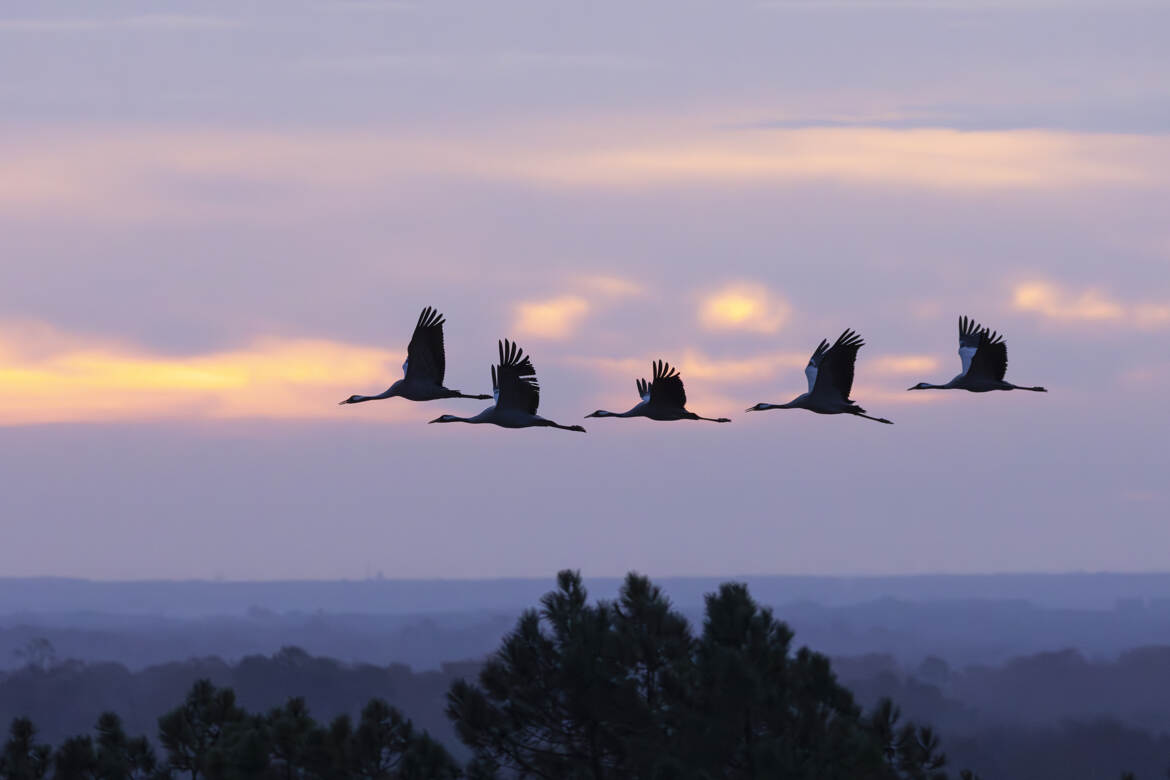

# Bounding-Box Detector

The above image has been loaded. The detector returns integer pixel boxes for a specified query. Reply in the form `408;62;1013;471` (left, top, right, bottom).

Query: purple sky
1;0;1168;579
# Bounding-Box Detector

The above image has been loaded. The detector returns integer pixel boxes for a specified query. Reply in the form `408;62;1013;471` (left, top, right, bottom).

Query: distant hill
5;571;1170;616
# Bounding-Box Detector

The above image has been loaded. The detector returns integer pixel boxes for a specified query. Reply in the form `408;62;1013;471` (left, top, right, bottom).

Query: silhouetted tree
93;714;156;780
52;736;96;780
0;718;51;780
12;640;56;673
448;571;661;778
266;698;314;780
157;680;244;780
448;570;956;780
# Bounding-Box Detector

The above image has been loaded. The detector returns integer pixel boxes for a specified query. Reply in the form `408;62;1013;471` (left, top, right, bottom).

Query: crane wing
811;329;864;401
957;315;987;377
404;306;446;385
491;339;540;414
647;360;686;411
967;328;1008;382
636;378;651;404
804;339;831;393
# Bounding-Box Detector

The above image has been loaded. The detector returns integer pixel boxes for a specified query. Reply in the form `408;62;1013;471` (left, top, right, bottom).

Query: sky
1;0;1168;580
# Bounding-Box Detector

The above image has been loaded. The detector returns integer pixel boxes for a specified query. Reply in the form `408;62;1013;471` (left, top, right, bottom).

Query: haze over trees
2;572;968;780
4;573;1170;778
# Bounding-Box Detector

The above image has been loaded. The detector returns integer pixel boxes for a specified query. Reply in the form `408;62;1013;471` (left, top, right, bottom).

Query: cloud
517;128;1165;191
868;355;940;375
0;322;431;426
512;296;591;340
4;124;1166;225
0;15;239;32
756;0;1161;9
573;274;644;299
567;350;806;385
510;275;641;341
1012;280;1170;328
699;283;790;334
295;50;650;75
310;1;418;11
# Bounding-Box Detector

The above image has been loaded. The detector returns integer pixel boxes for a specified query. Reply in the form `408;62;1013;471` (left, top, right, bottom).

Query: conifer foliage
448;570;951;780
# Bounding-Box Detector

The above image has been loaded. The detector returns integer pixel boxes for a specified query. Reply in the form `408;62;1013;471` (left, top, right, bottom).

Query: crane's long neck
590;407;642;418
350;387;398;403
751;402;796;411
429;414;482;425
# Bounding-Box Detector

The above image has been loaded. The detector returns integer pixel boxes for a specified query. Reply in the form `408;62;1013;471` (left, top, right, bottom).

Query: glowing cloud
1012;280;1170;328
868;355;940;375
0;323;431;426
567;350;806;385
699;283;790;334
574;274;644;299
4;124;1166;226
512;296;591;340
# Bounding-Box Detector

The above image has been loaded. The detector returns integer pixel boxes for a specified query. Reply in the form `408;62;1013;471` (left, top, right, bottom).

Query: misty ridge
7;574;1170;778
7;574;1170;673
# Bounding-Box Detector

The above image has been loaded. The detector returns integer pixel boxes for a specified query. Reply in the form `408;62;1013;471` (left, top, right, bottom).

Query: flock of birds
339;307;1047;432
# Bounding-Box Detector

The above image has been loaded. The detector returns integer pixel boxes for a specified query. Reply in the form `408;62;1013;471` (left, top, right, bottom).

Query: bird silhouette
429;339;586;432
586;360;730;422
339;306;492;405
908;316;1047;393
746;329;893;424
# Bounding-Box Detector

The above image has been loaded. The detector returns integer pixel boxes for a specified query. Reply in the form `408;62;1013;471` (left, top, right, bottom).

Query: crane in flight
746;329;893;424
586;360;730;423
339;306;492;405
429;339;586;432
908;316;1047;393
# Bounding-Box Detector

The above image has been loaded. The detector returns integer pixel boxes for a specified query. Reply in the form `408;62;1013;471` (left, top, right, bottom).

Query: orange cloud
868;354;940;375
567;349;805;385
516;127;1165;191
3;124;1165;225
512;296;591;340
1012;280;1170;328
699;283;790;334
573;274;644;299
0;323;432;426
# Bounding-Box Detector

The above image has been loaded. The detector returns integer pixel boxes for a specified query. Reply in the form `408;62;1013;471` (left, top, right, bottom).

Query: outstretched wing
804;339;831;393
635;378;651;404
647;360;686;411
811;329;865;401
491;339;540;414
957;315;987;377
404;306;446;385
967;327;1008;382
